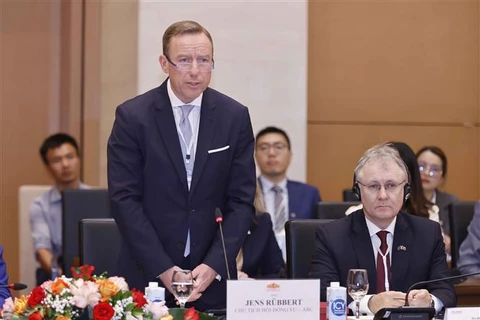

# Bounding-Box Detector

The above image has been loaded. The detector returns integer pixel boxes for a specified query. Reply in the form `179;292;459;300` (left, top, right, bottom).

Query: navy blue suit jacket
241;213;285;278
0;246;11;307
107;80;256;309
310;210;456;307
287;180;321;219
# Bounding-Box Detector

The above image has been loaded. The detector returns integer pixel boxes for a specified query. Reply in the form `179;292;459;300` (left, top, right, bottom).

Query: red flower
71;265;95;280
131;288;147;308
93;302;114;320
28;311;42;320
27;287;46;308
184;307;199;320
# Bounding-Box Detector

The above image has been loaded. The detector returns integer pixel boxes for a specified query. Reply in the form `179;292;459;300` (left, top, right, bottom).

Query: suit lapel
350;212;378;294
391;213;413;290
153;82;189;192
189;89;216;196
286;180;297;217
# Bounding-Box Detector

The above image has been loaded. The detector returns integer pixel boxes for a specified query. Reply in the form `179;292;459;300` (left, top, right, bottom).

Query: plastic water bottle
145;282;165;302
327;282;347;320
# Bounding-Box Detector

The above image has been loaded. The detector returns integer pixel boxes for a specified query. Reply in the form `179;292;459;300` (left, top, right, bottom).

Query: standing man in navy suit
310;143;455;315
255;126;321;259
107;20;256;311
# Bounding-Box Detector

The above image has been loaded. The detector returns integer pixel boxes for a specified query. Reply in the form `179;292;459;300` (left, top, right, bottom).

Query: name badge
444;307;480;320
226;279;320;320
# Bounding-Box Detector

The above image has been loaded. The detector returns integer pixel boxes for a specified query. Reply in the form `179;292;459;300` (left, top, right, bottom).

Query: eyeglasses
165;55;215;72
418;162;443;177
256;143;289;154
357;180;406;195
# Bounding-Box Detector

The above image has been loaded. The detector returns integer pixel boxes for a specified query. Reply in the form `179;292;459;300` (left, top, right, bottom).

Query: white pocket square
208;145;230;154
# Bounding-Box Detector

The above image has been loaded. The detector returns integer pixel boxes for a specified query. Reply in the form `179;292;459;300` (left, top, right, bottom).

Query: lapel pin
397;245;407;251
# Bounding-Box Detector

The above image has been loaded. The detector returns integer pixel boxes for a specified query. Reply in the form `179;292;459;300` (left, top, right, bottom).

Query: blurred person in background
457;201;480;275
255;126;321;260
29;133;89;285
416;146;459;255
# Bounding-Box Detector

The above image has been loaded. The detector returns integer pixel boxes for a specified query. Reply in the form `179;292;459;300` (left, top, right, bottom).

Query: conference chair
79;218;121;276
316;201;360;219
449;201;476;268
18;185;51;289
342;189;358;202
62;189;111;277
285;219;334;279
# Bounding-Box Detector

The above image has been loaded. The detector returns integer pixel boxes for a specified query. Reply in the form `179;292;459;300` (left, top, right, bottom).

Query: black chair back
343;189;358;202
62;189;111;277
79;218;121;276
285;219;334;279
449;201;476;268
316;201;360;219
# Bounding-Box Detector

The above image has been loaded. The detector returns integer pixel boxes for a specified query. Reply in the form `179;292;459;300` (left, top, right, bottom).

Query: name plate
444;307;480;320
226;279;320;320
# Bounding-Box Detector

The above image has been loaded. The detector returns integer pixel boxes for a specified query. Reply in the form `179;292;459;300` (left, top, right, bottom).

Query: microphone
405;270;480;306
0;283;27;290
215;208;231;280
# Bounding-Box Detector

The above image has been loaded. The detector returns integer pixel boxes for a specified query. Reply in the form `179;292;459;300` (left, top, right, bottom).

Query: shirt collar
167;79;203;107
365;215;397;237
431;191;437;203
259;175;288;192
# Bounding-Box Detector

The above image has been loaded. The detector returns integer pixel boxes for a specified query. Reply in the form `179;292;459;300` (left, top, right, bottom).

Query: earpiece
352;174;361;201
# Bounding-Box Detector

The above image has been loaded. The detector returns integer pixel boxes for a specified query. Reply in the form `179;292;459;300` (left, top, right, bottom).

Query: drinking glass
347;269;369;319
171;269;194;308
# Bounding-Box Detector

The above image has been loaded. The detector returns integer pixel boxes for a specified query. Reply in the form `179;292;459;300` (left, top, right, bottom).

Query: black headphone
352;173;411;202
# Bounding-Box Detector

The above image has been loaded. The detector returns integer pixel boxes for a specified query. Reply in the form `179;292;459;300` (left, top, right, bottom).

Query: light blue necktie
179;105;194;175
272;185;287;233
180;105;194;257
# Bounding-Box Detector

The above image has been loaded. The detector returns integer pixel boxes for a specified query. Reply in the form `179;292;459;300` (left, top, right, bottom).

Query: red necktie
376;231;391;293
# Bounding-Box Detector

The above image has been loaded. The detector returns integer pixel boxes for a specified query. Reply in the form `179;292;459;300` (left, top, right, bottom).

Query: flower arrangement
0;265;207;320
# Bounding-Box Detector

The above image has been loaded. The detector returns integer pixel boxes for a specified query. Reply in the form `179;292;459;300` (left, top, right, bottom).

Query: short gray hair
354;143;409;181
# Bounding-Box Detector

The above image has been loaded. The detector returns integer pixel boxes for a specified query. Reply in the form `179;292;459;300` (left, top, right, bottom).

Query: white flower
41;280;53;291
144;301;169;320
69;279;101;308
1;297;14;319
108;276;129;291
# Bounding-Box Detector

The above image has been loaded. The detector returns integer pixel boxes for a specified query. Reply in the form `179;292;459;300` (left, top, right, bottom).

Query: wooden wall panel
307;0;480;202
308;1;479;123
1;1;62;283
307;124;479;201
0;0;84;284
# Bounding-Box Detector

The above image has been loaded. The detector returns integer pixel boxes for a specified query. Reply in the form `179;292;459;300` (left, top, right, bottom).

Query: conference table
455;277;480;306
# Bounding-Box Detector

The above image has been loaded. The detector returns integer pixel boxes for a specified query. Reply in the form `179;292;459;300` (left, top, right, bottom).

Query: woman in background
237;183;285;279
416;146;459;254
0;246;11;307
391;142;431;218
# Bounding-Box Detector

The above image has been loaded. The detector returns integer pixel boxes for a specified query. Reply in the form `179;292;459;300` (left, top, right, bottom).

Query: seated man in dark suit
310;143;456;316
0;246;11;307
255;126;321;260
